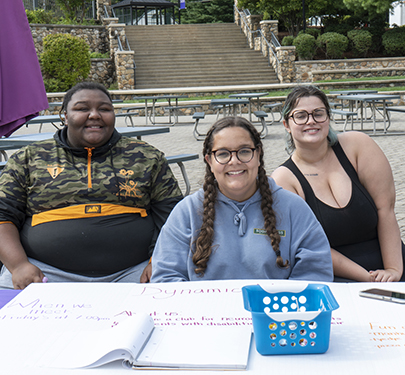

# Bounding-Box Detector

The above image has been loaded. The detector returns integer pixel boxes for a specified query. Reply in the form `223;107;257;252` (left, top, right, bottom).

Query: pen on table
42;277;48;283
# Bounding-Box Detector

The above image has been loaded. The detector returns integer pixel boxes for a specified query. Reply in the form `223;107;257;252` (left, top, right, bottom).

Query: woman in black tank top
272;85;405;282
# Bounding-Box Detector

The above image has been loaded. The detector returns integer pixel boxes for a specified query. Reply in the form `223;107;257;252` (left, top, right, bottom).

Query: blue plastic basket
242;283;339;355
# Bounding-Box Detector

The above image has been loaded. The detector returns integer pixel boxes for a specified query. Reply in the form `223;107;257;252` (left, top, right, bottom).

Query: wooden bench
0;155;199;196
331;109;358;131
262;102;283;123
192;112;207;141
253;111;269;139
164;105;203;125
166;153;199;195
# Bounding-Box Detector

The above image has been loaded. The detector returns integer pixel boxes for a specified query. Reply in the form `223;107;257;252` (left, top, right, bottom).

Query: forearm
0;223;30;272
331;248;373;282
377;208;403;278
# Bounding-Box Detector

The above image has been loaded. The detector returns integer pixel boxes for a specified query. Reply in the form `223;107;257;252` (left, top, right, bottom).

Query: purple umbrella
0;0;48;137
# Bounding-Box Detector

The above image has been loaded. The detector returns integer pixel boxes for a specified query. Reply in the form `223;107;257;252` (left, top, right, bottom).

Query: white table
1;280;405;375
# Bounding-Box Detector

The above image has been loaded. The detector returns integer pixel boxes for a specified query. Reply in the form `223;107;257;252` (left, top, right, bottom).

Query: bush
317;32;348;59
293;33;317;60
298;28;320;39
347;30;372;57
26;9;58;24
382;27;405;56
41;33;91;92
281;35;294;46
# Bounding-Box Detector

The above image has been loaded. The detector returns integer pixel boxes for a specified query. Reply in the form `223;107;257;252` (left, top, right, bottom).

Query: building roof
112;0;176;8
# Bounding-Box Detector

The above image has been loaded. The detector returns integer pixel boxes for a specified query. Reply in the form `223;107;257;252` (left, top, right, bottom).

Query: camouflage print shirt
0;128;183;276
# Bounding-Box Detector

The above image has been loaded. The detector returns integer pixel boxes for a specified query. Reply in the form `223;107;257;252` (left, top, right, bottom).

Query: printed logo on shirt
47;164;64;179
85;205;102;214
254;228;286;237
118;169;142;198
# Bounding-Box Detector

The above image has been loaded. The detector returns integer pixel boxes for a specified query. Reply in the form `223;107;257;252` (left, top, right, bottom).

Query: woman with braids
151;116;333;282
272;85;405;282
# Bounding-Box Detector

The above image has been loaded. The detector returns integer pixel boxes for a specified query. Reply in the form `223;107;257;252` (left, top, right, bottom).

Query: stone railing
295;57;405;82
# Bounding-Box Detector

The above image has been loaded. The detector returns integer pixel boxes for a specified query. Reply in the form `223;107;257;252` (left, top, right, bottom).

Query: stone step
125;23;279;89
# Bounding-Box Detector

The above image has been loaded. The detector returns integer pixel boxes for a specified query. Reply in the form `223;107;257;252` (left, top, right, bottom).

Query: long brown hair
192;116;289;276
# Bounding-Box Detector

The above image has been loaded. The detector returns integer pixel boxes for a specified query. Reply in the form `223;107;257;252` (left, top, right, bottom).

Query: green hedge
317;32;348;59
41;33;91;92
347;30;373;57
382;27;405;56
293;34;317;60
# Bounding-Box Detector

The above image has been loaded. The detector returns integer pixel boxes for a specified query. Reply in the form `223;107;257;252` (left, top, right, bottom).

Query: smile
227;170;245;176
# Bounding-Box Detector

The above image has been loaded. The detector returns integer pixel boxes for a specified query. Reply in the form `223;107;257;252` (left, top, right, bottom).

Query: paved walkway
7;110;405;239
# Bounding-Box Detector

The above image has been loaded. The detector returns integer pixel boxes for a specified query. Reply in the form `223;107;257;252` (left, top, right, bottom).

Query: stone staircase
125;23;279;89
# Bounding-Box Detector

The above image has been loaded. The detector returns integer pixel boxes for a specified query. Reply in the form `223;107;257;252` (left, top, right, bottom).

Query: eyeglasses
211;147;256;164
289;108;328;125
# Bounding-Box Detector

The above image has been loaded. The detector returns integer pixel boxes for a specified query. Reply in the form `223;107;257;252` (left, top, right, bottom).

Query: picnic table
210;98;249;118
228;92;269;122
135;95;188;125
338;93;401;134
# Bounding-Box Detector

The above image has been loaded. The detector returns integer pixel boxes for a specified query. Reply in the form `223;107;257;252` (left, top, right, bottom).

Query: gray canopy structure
111;0;177;25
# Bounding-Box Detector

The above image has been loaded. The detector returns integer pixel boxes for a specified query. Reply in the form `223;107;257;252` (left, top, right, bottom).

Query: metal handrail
235;5;280;77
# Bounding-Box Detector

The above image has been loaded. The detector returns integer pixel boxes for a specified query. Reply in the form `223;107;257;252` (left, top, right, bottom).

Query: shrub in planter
298;28;320;39
281;35;294;46
347;29;372;56
317;32;348;59
293;33;317;60
382;27;405;56
41;33;91;92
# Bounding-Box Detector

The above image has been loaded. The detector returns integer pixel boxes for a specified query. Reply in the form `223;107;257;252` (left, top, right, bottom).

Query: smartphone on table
359;288;405;304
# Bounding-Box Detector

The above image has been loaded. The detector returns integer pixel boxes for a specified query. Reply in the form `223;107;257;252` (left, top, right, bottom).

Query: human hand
11;261;45;289
369;268;401;282
140;262;152;283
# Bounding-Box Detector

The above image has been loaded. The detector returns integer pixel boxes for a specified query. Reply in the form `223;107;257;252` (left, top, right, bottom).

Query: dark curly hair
193;116;289;276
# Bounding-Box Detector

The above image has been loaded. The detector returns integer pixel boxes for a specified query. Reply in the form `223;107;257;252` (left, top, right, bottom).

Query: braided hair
192;116;289;276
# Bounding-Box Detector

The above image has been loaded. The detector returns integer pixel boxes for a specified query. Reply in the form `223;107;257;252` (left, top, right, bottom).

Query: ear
205;154;212;168
283;119;291;133
63;111;68;126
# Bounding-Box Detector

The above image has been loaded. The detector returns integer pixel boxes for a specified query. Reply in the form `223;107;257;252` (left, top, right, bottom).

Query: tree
56;0;87;22
181;0;234;24
343;0;394;16
237;0;335;35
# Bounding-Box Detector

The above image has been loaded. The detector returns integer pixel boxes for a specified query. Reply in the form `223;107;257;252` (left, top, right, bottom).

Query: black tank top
282;142;378;248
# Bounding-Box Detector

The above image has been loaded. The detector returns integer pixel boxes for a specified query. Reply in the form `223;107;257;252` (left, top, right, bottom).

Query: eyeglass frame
210;147;257;165
288;107;329;125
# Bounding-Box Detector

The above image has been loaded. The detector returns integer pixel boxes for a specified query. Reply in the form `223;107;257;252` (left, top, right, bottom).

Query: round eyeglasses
289;108;328;125
211;147;256;164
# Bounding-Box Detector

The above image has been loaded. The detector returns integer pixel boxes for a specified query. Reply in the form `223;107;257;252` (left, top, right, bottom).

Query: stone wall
90;58;115;86
29;22;134;89
30;24;109;55
295;57;405;82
